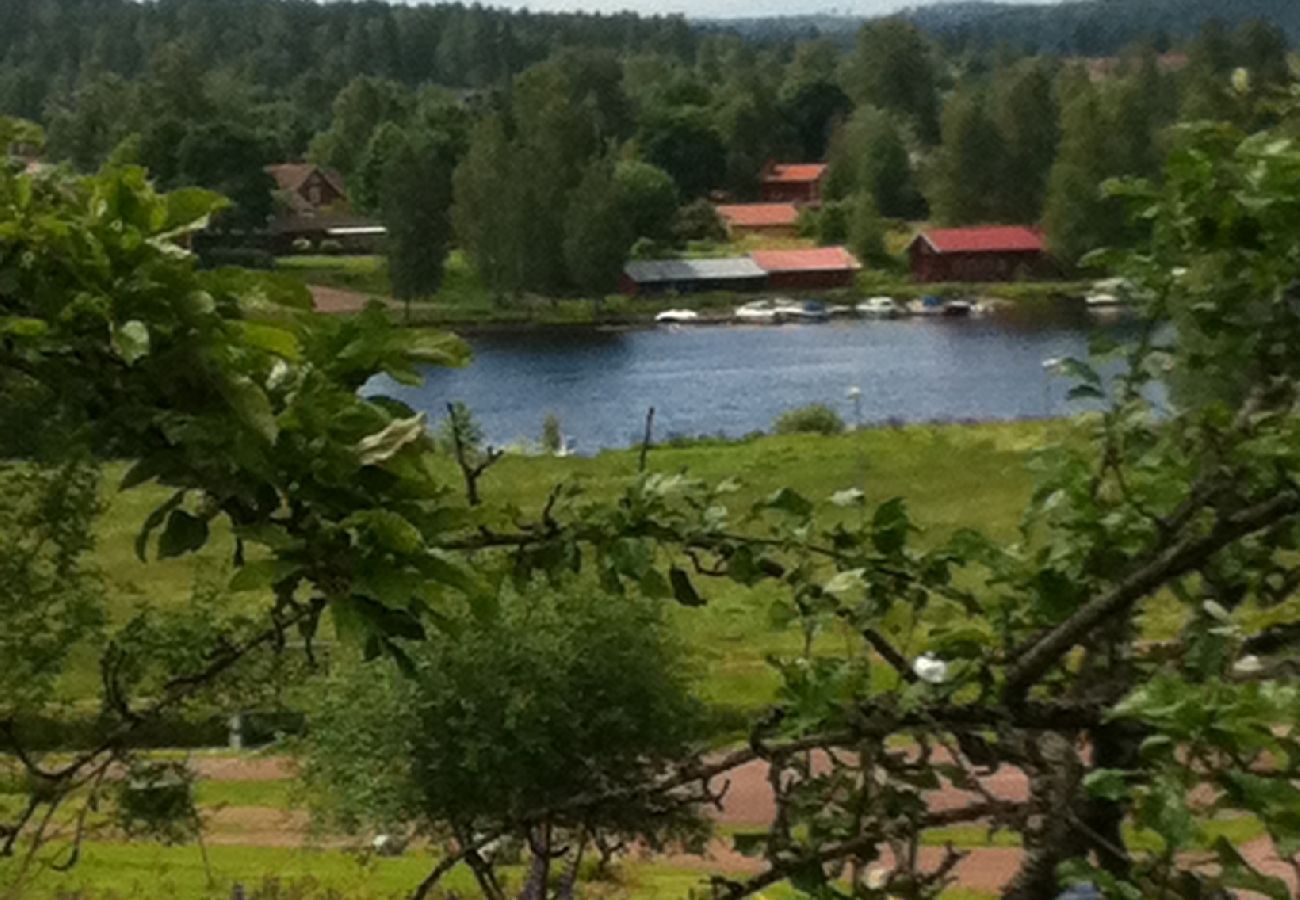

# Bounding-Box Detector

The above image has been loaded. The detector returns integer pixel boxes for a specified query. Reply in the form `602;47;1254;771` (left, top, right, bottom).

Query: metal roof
750;246;862;273
914;226;1046;254
624;258;767;284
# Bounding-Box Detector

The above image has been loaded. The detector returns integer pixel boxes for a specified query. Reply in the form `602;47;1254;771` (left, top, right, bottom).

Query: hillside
716;0;1298;52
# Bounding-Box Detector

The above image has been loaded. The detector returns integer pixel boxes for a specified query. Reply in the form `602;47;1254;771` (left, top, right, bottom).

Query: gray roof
624;257;767;284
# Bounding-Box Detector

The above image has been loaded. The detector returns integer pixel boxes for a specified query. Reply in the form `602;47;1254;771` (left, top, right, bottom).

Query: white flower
1232;655;1264;676
913;653;948;685
831;488;865;507
865;866;891;889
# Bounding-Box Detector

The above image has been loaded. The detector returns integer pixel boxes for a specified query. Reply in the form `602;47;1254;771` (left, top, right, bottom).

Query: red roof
751;246;862;273
762;163;828;185
716;203;800;228
915;226;1045;255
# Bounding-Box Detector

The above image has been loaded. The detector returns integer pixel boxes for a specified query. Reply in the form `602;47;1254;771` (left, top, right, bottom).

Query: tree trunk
519;821;553;900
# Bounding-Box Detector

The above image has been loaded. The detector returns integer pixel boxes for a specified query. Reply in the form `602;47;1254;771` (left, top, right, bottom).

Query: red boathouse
908;226;1049;283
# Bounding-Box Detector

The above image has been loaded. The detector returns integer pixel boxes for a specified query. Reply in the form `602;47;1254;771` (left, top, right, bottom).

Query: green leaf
871;497;911;555
220;375;278;443
135;490;186;561
157;510;209;559
0;317;48;337
824;568;867;598
229;559;301;593
669;566;704;607
355;413;428;466
400;330;472;368
161;187;229;235
763;487;813;518
1083;769;1130;802
240;322;300;361
348;509;424;555
233;523;303;552
111;320;150;365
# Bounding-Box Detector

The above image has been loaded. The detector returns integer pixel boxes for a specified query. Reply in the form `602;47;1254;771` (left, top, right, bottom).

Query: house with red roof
908;226;1050;283
761;163;828;205
716;203;801;238
751;246;862;291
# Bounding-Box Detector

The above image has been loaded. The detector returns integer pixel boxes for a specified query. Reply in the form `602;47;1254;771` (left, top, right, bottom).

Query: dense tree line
2;0;1293;295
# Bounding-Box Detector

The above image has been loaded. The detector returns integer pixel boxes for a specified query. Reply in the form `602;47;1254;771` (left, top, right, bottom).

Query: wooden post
638;407;655;473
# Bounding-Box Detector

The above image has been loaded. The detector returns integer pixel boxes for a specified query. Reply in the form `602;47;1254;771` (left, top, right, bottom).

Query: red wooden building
760;163;827;205
908;226;1049;283
751;246;862;290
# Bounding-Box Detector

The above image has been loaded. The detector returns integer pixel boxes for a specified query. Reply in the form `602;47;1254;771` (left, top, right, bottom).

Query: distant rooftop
750;246;862;272
762;163;828;185
624;257;768;283
716;203;801;228
914;226;1045;255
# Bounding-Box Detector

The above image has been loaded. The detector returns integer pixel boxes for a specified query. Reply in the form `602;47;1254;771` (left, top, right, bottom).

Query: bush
773;404;846;436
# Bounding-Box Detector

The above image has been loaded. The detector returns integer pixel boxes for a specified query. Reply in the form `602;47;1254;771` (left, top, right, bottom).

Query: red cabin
760;163;827;205
751;246;862;291
908;226;1050;283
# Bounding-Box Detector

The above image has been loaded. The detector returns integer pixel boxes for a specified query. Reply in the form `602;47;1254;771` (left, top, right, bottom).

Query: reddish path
189;755;1298;896
308;284;396;315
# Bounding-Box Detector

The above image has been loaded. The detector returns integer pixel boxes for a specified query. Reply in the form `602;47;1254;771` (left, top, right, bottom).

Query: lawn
79;422;1052;714
3;842;996;899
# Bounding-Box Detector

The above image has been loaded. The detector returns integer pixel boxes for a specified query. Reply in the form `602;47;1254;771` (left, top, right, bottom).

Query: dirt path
189;755;1297;895
308;284;396;315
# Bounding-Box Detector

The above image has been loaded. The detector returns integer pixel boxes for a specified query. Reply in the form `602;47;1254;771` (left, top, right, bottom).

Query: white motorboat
654;309;700;324
773;299;831;321
734;300;781;323
943;299;974;317
857;296;901;318
1085;277;1131;308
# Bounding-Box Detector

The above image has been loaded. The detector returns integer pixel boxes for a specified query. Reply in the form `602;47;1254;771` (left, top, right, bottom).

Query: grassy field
81;422;1052;713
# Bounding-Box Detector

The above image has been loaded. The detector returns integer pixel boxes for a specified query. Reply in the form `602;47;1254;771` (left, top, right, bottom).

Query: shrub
541;412;563;454
773;403;846;436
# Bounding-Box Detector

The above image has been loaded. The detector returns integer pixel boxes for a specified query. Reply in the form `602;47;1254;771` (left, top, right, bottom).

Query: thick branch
1004;490;1300;701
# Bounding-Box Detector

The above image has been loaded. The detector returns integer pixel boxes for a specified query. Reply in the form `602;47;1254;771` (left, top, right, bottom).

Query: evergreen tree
846;18;941;145
381;128;455;302
826;106;925;220
846;191;887;265
929;88;1005;225
991;57;1059;222
563;158;634;295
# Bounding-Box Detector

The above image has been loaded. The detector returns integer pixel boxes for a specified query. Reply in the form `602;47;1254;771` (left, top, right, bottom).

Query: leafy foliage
303;585;709;897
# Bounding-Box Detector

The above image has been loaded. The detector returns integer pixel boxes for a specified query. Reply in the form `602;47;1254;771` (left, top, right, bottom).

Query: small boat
774;299;831;321
1085;277;1131;308
655;309;700;324
943;299;974;317
857;296;901;318
733;300;781;323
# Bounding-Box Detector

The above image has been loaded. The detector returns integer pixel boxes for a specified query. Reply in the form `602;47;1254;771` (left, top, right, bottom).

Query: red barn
760;163;827;205
751;246;862;291
716;203;801;238
908;226;1049;283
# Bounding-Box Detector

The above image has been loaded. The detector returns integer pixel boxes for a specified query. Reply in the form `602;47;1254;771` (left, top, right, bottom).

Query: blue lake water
366;306;1141;452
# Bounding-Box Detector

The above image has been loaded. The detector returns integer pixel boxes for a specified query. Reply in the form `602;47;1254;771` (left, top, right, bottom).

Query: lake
366;305;1140;452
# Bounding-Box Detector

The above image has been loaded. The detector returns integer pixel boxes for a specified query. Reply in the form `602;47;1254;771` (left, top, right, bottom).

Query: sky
436;0;1065;22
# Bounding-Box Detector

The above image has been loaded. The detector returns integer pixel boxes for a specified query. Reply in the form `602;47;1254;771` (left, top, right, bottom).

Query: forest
1;0;1294;299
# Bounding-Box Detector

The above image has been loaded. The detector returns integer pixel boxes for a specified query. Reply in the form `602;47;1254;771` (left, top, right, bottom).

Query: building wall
727;222;800;240
766;269;857;291
761;181;820;204
910;245;1047;283
300;171;345;209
